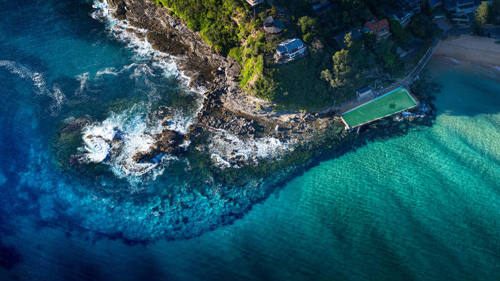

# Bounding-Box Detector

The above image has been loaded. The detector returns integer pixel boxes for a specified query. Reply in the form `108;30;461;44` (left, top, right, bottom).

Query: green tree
375;40;398;71
344;32;353;48
476;1;489;26
321;49;353;89
409;15;427;39
389;19;410;46
298;16;317;43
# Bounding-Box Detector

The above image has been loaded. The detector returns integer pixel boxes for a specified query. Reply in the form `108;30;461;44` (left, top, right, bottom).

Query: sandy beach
434;35;500;66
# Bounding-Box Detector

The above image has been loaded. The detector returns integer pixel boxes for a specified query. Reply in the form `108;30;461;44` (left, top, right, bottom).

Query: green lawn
342;87;417;128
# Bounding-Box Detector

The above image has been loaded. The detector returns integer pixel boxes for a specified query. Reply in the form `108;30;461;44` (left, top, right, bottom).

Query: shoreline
45;0;439;241
93;0;338;169
433;35;500;68
78;0;435;177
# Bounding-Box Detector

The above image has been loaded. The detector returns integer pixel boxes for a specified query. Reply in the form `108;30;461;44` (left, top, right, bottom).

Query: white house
275;38;307;62
246;0;263;6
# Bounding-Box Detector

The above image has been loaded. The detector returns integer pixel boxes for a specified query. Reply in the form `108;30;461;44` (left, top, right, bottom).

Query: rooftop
263;16;284;34
364;18;390;33
277;38;305;53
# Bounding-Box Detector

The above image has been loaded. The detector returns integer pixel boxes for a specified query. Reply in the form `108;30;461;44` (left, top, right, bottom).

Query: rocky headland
87;0;339;170
43;0;440;241
57;0;437;186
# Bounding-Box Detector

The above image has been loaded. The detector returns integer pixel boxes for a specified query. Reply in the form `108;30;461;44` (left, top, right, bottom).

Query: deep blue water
1;1;499;281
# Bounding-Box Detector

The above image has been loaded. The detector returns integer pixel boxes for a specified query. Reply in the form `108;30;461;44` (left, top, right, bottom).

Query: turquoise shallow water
0;0;500;279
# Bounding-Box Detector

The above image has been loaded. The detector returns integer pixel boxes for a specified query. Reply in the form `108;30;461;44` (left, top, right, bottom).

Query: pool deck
340;87;419;129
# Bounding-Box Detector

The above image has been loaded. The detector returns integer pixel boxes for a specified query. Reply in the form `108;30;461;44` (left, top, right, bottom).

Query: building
406;0;424;12
383;5;414;27
275;38;307;62
246;0;263;7
310;0;334;15
396;47;408;58
263;16;284;34
334;28;363;48
428;0;442;8
444;0;488;24
363;18;391;40
356;86;374;100
445;0;476;14
392;8;414;27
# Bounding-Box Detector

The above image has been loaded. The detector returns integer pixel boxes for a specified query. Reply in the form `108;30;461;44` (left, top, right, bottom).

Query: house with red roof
363;18;391;41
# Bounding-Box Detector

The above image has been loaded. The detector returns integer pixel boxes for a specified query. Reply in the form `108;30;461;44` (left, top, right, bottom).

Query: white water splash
91;0;199;89
80;104;174;183
0;60;66;114
208;132;294;169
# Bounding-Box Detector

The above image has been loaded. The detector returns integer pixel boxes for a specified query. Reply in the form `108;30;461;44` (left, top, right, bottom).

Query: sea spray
91;0;204;93
84;0;210;182
80;103;180;184
208;131;295;168
75;72;90;95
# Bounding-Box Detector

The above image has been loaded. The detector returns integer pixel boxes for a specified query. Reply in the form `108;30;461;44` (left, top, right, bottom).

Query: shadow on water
0;241;22;271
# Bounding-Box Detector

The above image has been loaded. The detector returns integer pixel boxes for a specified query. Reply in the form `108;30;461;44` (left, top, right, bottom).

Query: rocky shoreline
41;0;439;242
56;0;437;185
100;0;337;165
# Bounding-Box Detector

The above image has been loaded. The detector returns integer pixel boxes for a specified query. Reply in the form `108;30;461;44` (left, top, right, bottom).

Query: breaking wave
91;0;203;92
88;0;288;174
80;103;190;186
209;131;294;169
81;106;160;183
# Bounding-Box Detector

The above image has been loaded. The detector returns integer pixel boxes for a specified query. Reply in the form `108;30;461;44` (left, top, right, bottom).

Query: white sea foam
490;65;500;73
445;57;461;64
208;132;294;168
0;60;66;114
95;63;138;78
91;0;208;96
165;109;196;135
96;67;119;77
75;72;90;95
81;104;178;184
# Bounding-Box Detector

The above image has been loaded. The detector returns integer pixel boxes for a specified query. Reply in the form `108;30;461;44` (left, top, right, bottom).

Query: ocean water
1;1;499;281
